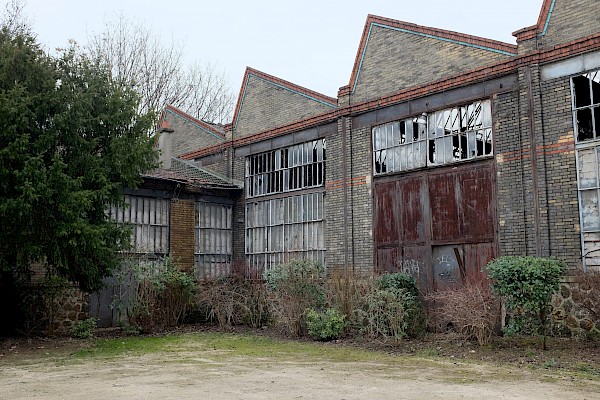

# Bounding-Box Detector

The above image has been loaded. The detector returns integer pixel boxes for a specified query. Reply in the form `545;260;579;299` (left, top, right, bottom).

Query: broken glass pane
577;108;594;141
574;75;592;108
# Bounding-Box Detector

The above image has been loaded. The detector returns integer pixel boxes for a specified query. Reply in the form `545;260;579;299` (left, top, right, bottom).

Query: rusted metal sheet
374;160;496;291
429;174;460;242
400;177;426;242
432;245;462;290
374;181;401;245
463;242;495;283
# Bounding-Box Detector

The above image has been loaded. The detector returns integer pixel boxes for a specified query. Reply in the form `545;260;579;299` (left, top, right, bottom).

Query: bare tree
1;0;32;36
86;14;234;124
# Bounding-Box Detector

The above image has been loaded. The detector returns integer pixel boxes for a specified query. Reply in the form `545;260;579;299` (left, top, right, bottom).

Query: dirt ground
1;330;600;400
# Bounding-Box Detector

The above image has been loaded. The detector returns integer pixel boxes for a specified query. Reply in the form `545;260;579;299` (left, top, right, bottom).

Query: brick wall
495;65;581;269
351;24;513;103
169;199;195;271
325;118;374;274
539;0;600;50
495;89;529;257
164;110;226;157
536;74;580;268
233;74;335;138
232;154;247;268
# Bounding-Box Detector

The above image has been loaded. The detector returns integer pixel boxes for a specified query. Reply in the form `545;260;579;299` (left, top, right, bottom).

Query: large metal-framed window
195;202;233;279
572;69;600;270
108;195;170;256
572;71;600;143
373;100;493;175
245;139;326;198
245;191;325;271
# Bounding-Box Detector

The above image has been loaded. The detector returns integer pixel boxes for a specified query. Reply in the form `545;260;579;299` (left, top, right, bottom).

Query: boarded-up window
108;195;170;255
245;192;325;272
195;202;233;279
373;100;492;174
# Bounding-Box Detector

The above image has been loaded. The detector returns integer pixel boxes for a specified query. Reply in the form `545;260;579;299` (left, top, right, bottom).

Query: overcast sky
10;0;543;98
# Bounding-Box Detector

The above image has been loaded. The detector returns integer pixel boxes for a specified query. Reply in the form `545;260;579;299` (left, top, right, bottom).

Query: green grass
73;332;394;363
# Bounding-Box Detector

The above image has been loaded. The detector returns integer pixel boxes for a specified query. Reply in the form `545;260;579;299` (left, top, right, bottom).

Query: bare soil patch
1;327;599;400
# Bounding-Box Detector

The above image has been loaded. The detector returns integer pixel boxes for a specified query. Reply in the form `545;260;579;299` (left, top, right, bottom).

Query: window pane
577;108;594;141
578;149;598;189
581;190;600;231
574;75;592;108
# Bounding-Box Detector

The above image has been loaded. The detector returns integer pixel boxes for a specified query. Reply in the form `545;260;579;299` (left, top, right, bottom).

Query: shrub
426;279;500;345
121;257;196;332
71;317;97;339
571;269;600;335
351;273;425;340
485;256;566;350
325;271;376;331
263;260;325;336
196;276;269;328
306;308;346;341
379;272;420;297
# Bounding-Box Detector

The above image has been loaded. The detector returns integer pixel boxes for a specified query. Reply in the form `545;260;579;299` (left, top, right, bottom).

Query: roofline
346;15;518;95
512;0;555;42
162;104;226;140
230;67;338;130
183;32;600;162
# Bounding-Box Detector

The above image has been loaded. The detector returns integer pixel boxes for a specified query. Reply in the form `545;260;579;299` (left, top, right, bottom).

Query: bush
485;256;565;349
196;276;269;328
352;273;425;340
572;269;600;321
264;260;325;336
119;257;196;332
306;308;346;341
426;279;500;345
71;317;97;339
379;272;420;297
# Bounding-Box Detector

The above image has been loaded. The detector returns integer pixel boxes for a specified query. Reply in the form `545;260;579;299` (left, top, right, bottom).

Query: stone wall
551;278;600;336
48;285;90;336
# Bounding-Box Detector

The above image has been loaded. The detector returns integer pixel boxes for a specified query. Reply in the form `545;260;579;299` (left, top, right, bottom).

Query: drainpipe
525;66;542;256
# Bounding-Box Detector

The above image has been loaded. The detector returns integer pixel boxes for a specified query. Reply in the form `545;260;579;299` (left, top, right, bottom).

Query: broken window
373;119;427;173
245;139;326;198
108;195;170;256
573;69;600;270
372;100;493;175
572;71;600;142
195;202;233;279
245;192;325;272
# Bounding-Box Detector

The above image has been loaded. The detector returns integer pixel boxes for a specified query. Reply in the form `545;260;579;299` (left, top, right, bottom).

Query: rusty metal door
374;160;496;291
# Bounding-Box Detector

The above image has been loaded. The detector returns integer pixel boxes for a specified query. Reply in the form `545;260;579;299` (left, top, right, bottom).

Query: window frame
372;100;493;175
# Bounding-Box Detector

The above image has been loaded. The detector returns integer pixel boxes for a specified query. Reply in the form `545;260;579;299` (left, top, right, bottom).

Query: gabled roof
340;14;518;96
512;0;555;42
228;67;338;131
161;104;226;141
143;158;240;188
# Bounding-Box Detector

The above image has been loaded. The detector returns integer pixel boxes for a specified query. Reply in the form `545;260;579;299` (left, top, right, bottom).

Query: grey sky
12;0;543;98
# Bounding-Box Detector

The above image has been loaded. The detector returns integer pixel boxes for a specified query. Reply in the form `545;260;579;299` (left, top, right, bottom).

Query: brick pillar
169;199;195;272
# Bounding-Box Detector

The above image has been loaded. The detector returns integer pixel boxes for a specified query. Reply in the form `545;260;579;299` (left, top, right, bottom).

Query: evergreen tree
0;27;157;292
